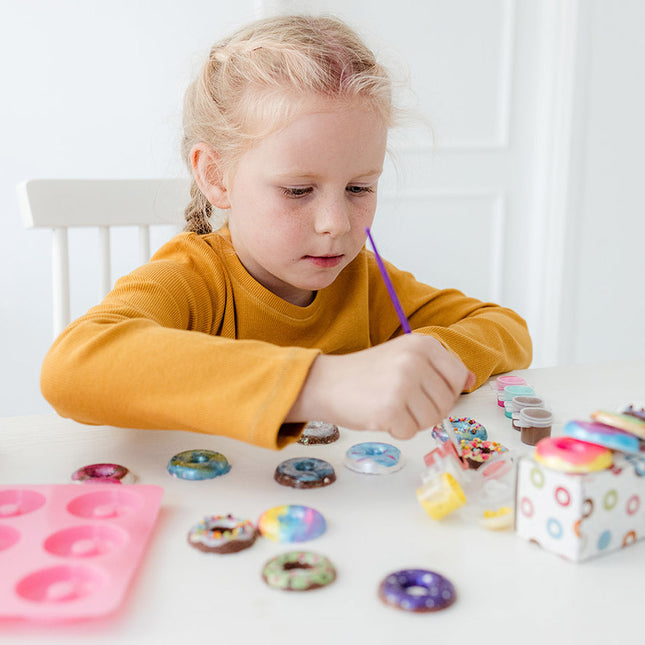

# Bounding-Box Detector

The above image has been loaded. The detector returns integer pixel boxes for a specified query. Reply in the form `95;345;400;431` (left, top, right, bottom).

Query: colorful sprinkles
261;551;336;591
459;438;508;469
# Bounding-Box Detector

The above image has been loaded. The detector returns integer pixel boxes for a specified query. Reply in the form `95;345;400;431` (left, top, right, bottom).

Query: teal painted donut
167;449;231;480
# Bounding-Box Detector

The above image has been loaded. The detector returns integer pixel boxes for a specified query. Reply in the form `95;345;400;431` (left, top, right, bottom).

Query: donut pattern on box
515;454;644;561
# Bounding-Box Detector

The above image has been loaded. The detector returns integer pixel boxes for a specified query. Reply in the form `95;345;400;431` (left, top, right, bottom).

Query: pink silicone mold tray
0;484;163;622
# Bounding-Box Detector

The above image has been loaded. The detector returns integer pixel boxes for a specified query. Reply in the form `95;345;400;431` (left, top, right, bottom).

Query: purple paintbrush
365;227;412;334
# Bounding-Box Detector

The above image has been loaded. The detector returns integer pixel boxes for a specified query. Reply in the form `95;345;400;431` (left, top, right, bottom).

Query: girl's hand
288;334;476;439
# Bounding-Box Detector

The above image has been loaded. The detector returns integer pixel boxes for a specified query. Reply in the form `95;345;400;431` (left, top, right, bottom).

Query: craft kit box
514;453;645;562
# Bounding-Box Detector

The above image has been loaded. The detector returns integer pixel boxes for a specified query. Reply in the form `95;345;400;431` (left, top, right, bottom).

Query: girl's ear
190;143;231;209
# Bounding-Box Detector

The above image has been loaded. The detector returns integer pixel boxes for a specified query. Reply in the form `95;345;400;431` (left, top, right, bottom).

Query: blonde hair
182;14;395;234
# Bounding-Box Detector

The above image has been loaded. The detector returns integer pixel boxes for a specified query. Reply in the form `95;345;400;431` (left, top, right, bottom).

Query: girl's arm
287;253;531;437
286;333;476;439
40;240;320;450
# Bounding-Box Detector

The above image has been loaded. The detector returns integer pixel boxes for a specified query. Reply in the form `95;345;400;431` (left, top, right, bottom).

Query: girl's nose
314;196;351;236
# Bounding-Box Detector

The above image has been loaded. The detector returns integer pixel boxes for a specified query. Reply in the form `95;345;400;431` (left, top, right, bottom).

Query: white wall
0;0;256;415
2;0;644;418
561;0;645;364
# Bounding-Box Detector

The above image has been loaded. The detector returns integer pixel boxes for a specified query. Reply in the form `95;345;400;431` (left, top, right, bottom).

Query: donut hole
363;445;386;456
294;461;316;472
189;453;210;464
283;562;312;571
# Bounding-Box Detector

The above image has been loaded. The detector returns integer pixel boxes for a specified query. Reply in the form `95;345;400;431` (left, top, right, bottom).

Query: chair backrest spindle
52;227;71;338
18;178;190;338
99;226;112;300
138;225;151;265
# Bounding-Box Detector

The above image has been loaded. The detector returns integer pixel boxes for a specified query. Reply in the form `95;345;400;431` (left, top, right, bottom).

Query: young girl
40;14;532;449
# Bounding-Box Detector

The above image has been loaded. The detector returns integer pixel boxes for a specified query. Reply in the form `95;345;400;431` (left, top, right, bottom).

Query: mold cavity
44;525;128;558
0;489;46;518
66;489;142;520
16;565;107;603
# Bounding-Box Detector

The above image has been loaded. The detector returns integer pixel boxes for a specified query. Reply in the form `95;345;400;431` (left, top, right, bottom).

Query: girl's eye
346;185;374;195
281;187;313;198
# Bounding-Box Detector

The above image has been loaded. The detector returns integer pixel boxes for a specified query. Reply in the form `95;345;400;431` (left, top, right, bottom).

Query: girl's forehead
260;105;385;152
242;90;386;138
236;105;387;181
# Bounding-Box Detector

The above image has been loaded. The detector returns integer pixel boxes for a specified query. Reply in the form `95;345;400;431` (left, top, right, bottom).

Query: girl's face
225;101;388;306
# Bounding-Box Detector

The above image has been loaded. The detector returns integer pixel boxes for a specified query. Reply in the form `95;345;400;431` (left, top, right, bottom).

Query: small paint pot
502;385;536;417
519;408;553;446
510;396;546;430
496;375;527;407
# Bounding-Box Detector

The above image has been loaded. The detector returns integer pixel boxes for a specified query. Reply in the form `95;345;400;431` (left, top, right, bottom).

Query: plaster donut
187;514;256;553
431;423;450;444
534;436;612;473
458;438;508;470
622;403;645;422
343;442;404;475
591;410;645;439
447;417;488;442
71;463;135;484
378;569;456;612
257;505;326;543
261;551;336;591
563;420;641;454
167;449;231;480
274;457;336;489
298;421;340;445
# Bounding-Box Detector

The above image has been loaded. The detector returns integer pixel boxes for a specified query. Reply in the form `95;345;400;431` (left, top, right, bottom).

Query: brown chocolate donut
274;457;336;489
298;421;340;445
187;514;257;554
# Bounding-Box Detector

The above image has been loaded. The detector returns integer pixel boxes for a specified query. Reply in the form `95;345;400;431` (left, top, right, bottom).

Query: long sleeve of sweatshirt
41;228;532;448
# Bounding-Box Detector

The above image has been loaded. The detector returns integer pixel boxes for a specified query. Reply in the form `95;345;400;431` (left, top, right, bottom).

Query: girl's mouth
305;255;344;268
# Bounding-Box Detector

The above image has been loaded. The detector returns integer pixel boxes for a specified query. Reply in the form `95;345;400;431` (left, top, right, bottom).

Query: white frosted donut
187;514;256;553
344;442;403;474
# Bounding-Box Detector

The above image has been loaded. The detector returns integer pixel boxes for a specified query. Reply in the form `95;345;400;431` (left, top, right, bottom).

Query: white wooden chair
18;178;191;337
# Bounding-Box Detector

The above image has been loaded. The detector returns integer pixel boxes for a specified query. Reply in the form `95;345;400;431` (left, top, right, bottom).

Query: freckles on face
224;102;388;304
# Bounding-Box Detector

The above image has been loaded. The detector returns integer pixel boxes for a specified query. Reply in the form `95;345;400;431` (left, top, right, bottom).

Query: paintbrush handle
365;227;412;334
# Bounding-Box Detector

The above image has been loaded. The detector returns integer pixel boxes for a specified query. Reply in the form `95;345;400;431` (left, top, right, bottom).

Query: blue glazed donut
274;457;336;489
344;442;403;475
448;417;488;442
563;420;641;454
378;569;456;612
167;449;231;480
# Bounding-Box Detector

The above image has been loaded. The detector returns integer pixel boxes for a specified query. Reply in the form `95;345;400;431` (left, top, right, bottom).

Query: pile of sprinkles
459;438;508;468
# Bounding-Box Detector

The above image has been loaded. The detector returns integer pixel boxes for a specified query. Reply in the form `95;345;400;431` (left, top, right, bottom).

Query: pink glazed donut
534;437;612;473
71;463;135;484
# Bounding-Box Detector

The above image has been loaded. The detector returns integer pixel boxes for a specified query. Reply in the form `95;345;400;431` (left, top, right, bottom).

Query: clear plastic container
510;396;546;429
495;375;527;407
518;407;553;445
502;385;536;417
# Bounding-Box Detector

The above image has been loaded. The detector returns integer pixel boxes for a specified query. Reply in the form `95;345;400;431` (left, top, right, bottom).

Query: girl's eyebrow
274;169;383;181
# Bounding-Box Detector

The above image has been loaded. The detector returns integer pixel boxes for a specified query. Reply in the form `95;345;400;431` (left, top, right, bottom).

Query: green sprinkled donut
261;551;336;591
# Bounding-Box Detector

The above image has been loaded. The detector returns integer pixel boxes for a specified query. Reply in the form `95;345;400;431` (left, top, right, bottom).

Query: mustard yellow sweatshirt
41;227;532;449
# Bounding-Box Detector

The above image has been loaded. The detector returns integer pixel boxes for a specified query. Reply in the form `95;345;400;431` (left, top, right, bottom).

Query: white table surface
0;360;643;645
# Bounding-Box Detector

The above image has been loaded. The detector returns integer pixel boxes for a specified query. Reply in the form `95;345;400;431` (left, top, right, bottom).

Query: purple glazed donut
71;463;135;484
378;569;456;612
